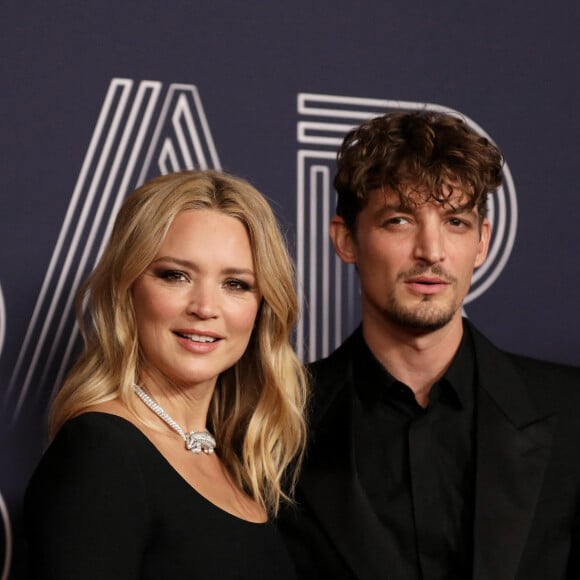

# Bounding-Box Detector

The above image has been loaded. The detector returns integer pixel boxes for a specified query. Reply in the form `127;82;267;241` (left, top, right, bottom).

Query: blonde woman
25;170;307;579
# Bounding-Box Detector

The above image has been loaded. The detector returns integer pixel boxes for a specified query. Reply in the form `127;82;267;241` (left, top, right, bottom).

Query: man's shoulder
468;320;578;370
302;330;362;426
467;320;580;398
501;350;580;390
306;330;359;386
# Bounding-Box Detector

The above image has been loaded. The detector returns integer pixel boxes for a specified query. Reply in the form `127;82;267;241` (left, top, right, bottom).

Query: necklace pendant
185;431;217;454
132;384;217;456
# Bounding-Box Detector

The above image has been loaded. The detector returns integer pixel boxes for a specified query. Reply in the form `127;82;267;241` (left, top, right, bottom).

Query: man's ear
329;216;358;264
474;217;491;268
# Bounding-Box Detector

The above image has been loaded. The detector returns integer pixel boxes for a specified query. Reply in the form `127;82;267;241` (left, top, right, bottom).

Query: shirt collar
353;322;476;410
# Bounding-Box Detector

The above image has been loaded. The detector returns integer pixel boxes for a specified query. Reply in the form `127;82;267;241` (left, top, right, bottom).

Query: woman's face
132;209;261;390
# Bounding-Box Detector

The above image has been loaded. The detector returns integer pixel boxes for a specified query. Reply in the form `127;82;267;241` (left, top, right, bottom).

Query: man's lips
408;275;448;284
405;276;450;295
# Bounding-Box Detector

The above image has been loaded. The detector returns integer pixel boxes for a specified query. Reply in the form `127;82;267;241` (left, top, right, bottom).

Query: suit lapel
299;339;403;580
470;324;557;580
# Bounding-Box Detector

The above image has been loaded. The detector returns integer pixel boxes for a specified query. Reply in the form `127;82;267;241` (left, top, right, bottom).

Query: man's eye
384;217;409;226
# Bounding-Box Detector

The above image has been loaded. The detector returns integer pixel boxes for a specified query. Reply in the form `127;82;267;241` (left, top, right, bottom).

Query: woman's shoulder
59;409;141;441
35;410;151;485
61;395;150;441
82;397;134;422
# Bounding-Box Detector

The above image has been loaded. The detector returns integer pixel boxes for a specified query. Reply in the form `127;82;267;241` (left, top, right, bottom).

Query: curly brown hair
334;111;504;231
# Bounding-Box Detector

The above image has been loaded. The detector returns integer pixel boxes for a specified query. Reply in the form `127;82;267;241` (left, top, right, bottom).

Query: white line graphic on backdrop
5;78;221;420
0;491;11;580
297;93;518;362
0;283;5;360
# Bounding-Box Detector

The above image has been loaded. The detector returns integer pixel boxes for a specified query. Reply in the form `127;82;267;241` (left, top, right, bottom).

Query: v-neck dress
24;412;298;580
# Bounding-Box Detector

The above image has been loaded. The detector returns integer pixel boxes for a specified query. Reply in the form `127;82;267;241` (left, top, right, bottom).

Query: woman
24;169;308;579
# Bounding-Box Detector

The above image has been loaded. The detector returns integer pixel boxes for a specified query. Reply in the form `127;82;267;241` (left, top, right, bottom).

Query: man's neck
361;315;464;408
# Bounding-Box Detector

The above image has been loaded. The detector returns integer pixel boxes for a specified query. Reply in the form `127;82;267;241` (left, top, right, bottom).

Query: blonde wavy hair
49;169;308;515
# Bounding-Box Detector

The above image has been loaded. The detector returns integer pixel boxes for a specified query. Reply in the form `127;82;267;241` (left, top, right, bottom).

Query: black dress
24;412;297;580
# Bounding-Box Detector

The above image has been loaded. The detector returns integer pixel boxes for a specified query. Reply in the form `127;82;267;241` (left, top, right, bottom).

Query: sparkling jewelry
132;384;216;454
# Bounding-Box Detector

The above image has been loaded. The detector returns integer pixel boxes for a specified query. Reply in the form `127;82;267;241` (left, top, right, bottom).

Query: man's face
330;185;490;335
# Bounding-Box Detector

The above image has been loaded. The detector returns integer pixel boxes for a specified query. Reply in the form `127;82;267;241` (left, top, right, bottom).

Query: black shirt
352;326;477;580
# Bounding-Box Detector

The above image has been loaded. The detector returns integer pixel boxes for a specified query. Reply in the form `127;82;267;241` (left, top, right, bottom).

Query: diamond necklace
132;384;216;454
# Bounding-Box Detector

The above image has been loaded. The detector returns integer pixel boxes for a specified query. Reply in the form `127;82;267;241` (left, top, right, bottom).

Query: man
279;111;580;579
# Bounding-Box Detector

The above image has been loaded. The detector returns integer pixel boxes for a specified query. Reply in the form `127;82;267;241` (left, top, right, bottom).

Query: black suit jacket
279;320;580;579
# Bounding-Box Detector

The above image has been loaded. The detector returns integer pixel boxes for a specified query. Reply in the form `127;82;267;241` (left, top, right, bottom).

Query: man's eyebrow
443;202;477;214
374;202;414;215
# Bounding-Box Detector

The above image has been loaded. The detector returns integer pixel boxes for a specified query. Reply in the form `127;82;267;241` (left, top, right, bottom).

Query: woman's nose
186;284;219;319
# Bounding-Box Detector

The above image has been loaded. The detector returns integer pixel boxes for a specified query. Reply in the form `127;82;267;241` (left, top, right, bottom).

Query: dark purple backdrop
1;1;579;577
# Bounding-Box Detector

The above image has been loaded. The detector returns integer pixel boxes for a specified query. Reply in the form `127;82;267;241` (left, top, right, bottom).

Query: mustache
397;264;457;284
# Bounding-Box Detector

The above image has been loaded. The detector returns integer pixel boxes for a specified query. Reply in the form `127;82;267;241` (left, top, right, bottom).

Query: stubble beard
381;264;462;332
384;294;458;333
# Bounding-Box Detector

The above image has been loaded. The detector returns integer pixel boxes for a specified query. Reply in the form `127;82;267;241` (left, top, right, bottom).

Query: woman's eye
224;279;250;291
158;270;188;282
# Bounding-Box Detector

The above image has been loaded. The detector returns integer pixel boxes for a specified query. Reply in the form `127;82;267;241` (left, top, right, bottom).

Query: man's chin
387;302;456;333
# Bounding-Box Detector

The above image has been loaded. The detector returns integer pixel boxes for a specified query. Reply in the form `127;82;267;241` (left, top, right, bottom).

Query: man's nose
413;222;445;264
